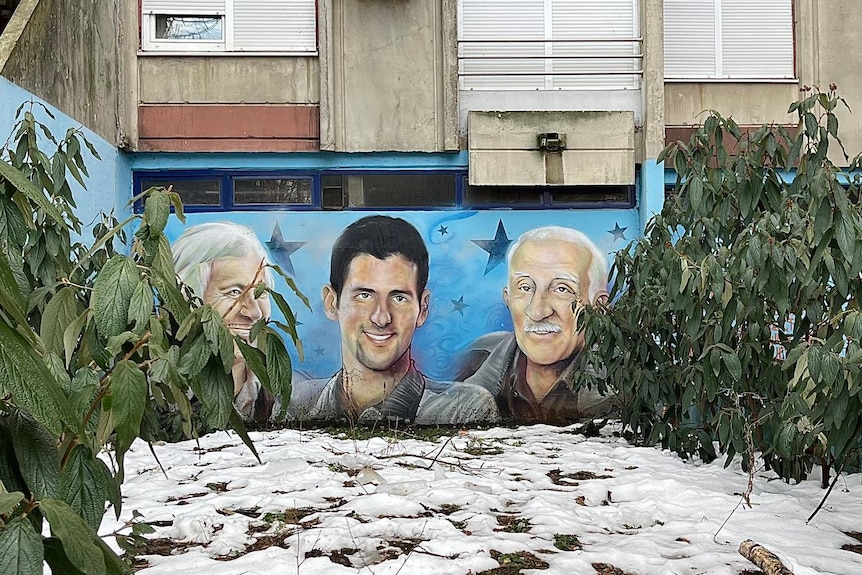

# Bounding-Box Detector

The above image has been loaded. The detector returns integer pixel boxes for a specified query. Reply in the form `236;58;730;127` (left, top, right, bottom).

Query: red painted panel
139;104;319;138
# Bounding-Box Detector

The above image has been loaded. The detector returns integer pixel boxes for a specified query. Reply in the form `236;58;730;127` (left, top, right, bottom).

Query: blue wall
0;76;128;235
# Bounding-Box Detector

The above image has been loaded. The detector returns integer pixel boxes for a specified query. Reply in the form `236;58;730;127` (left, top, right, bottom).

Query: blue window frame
133;169;636;212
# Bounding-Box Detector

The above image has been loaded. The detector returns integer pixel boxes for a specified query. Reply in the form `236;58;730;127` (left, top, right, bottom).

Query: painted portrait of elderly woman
172;222;275;422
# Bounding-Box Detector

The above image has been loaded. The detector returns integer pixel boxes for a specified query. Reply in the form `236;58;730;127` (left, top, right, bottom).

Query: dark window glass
322;174;457;208
550;186;633;206
321;175;344;210
464;185;542;206
141;179;221;206
233;178;312;205
155;16;223;40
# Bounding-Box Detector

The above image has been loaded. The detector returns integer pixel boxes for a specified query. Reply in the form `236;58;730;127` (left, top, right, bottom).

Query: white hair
507;225;608;304
172;222;274;299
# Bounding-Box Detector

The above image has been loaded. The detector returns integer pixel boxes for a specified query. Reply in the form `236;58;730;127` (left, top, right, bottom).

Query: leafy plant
0;103;302;574
575;86;862;485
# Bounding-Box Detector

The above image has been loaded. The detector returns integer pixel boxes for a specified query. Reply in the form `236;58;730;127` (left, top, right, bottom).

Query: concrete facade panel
664;83;798;127
138;57;319;104
327;0;456;152
561;150;635;186
0;0;122;144
469;111;634;151
468;151;545;186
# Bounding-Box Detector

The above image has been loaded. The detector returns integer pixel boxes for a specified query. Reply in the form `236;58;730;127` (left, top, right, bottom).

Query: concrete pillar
641;0;665;161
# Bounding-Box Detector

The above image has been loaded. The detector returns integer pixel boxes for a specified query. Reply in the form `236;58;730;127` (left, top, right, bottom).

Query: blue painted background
163;208;637;381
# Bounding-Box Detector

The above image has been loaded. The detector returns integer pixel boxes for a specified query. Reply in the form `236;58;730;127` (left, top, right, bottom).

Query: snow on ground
100;424;862;575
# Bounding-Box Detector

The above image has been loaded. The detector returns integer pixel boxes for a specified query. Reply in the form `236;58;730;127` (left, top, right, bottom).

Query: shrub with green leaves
574;86;862;485
0;103;301;574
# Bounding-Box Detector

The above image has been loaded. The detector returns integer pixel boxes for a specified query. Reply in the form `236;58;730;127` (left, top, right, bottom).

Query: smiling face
323;254;430;376
203;256;271;341
504;239;595;367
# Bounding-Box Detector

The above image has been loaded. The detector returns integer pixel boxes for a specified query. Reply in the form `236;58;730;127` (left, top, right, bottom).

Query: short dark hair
330;215;429;298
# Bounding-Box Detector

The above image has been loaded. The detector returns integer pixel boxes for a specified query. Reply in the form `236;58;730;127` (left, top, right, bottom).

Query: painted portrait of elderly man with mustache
460;226;617;424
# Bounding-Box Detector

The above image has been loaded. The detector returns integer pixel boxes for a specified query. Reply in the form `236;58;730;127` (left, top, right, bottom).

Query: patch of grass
262;507;317;524
546;469;612;486
553;533;582;551
447;517;470;533
592;563;635;575
205;482;229;492
477;550;549;574
495;515;532;533
438;503;462;515
463;445;504;456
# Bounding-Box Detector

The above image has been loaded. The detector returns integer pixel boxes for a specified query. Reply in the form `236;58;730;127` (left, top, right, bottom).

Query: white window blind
664;0;794;79
141;0;316;53
458;0;640;90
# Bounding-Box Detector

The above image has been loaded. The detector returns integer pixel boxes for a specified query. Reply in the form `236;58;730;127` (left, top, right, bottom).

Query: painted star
314;346;325;356
608;223;628;242
266;222;306;277
472;220;512;275
438;225;449;236
451;295;470;316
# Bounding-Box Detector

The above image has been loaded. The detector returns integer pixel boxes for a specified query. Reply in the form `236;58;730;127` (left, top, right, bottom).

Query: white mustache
523;321;562;334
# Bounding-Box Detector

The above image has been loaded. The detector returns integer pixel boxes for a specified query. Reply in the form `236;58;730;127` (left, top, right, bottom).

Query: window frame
141;13;227;53
133;169;636;213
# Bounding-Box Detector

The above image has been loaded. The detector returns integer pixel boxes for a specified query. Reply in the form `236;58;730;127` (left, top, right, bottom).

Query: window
464;184;634;208
321;175;457;209
458;0;641;90
133;170;633;212
140;178;222;207
664;0;794;80
141;0;317;54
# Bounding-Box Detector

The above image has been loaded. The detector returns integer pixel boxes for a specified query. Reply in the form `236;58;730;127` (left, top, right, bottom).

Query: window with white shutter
458;0;641;90
664;0;794;80
141;0;316;54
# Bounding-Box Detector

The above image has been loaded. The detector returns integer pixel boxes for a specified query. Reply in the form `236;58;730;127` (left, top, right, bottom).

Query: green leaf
0;490;25;515
0;517;43;575
723;351;742;381
127;280;153;331
109;360;147;448
0;250;29;331
92;255;141;338
60;445;110;531
266;332;293;405
7;412;61;499
198;358;233;429
64;308;91;368
40;498;106;575
228;407;261;464
236;339;270;391
43;537;86;575
0;320;75;435
0;157;64;225
143;189;170;236
168;191;186;224
41;287;83;358
178;333;210;377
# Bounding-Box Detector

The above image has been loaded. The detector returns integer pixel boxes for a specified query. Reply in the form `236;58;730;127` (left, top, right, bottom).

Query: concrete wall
322;0;458;152
138;57;319;104
0;0;123;145
664;83;798;128
797;0;862;158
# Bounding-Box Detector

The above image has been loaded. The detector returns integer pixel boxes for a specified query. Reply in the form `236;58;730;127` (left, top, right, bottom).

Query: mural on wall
167;210;634;425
